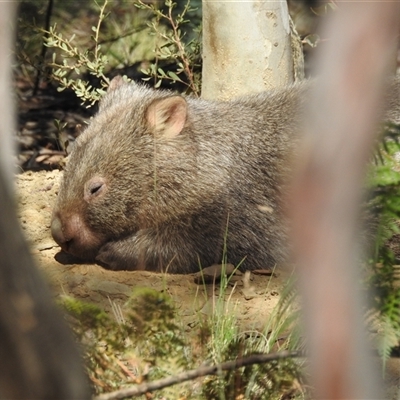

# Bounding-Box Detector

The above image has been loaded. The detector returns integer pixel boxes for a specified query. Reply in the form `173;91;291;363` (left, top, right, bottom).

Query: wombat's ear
145;96;187;138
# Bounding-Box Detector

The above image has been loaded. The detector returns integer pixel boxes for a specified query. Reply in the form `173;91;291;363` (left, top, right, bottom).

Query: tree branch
93;350;302;400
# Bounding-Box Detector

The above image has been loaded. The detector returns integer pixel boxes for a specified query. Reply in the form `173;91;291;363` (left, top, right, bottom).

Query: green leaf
167;71;183;82
369;165;400;187
157;68;166;77
140;68;150;76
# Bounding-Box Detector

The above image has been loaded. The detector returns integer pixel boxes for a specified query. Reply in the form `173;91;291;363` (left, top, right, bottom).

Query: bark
290;2;400;398
0;3;90;399
202;1;297;100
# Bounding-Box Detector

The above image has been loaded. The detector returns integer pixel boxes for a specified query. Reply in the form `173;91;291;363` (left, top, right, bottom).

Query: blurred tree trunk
0;3;90;399
202;1;302;100
290;2;400;398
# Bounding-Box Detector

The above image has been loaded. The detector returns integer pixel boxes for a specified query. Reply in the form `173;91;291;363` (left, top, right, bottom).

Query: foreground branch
94;350;302;400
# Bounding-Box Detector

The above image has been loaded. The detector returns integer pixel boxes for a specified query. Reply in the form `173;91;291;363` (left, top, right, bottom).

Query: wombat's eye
90;183;102;195
84;177;107;202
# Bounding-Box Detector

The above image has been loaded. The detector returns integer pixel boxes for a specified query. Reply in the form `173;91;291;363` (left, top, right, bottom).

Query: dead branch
93;350;302;400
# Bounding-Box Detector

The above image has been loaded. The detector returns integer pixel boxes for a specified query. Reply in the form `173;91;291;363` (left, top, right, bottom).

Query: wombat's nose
51;215;69;250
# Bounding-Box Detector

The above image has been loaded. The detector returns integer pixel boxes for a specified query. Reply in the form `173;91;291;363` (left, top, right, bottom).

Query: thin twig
88;26;148;52
33;0;54;95
167;2;195;92
93;0;107;60
93;350;303;400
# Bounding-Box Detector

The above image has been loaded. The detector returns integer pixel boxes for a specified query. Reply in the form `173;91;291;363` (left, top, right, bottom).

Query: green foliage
135;0;202;95
43;0;110;106
61;289;190;396
61;296;134;393
19;0;202;107
367;121;400;366
124;287;190;379
203;341;302;400
268;275;303;353
194;228;304;398
201;269;305;399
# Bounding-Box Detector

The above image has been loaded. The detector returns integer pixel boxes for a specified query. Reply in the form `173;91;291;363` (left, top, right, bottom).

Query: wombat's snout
51;210;106;260
51;214;70;252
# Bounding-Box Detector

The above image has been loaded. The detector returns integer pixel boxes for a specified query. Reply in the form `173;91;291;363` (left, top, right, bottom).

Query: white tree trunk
202;1;295;100
0;3;16;189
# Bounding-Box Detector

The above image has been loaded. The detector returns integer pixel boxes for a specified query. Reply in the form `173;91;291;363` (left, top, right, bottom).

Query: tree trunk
290;3;400;398
202;1;299;100
0;3;90;399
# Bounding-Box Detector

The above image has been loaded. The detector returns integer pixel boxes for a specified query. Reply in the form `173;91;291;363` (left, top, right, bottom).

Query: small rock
193;263;237;284
36;241;57;251
241;286;257;300
252;269;278;277
228;276;243;287
199;298;216;316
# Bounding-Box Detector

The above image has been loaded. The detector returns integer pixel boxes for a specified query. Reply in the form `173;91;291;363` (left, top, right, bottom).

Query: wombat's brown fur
51;76;399;273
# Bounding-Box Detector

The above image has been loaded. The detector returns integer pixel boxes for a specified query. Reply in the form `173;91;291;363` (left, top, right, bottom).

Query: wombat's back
186;86;303;269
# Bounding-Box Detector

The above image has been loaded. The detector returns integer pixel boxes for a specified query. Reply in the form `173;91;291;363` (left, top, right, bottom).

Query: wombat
51;76;303;273
51;76;399;273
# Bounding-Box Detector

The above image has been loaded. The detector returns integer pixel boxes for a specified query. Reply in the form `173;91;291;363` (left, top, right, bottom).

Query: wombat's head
51;76;192;261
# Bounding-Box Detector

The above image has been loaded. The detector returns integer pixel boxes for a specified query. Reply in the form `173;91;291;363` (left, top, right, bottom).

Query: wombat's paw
96;242;130;271
96;244;118;270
